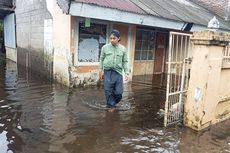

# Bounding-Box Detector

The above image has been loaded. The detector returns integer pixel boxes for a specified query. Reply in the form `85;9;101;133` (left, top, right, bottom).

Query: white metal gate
164;32;192;127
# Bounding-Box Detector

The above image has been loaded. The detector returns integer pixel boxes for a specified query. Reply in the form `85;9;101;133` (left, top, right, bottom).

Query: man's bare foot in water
108;107;116;112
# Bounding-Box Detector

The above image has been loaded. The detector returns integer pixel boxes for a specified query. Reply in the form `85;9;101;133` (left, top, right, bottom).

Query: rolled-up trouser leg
104;70;123;107
104;70;116;107
114;72;123;104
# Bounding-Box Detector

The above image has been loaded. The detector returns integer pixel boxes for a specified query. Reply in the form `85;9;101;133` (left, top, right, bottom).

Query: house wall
15;0;72;85
129;25;136;79
133;61;154;76
15;0;53;79
6;47;16;62
184;31;230;131
113;24;128;47
70;18;108;86
52;0;71;86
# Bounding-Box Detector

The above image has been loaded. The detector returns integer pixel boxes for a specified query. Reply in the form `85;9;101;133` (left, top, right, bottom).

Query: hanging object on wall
85;18;91;27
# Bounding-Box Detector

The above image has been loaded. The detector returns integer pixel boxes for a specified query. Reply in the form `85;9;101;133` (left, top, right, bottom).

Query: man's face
110;34;119;46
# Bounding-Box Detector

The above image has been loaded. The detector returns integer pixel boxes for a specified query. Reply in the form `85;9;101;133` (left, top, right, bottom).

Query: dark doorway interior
0;20;5;53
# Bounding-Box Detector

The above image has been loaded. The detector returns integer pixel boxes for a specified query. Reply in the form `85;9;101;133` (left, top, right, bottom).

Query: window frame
134;28;156;62
74;18;110;66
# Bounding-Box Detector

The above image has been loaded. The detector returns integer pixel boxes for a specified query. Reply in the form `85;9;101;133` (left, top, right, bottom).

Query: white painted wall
4;13;16;49
51;0;71;86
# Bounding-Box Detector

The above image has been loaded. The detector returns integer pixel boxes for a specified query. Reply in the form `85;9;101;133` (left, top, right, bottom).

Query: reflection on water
0;60;229;153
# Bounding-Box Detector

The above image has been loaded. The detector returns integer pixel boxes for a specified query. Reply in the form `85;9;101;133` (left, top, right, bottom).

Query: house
70;0;230;85
11;0;230;86
12;0;230;84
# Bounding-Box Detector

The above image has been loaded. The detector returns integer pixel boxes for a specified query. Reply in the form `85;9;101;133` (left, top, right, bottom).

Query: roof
64;0;230;31
0;9;11;19
131;0;230;30
57;0;70;14
190;0;230;20
0;0;13;7
73;0;145;14
133;0;205;23
0;0;14;19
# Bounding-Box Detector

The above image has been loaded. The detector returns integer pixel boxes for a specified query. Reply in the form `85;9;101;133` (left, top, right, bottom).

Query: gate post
184;31;230;131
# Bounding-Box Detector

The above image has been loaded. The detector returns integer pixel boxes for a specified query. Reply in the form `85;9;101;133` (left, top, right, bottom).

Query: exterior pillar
184;31;230;130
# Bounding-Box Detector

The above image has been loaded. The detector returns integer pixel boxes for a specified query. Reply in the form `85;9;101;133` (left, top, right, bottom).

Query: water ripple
0;60;229;153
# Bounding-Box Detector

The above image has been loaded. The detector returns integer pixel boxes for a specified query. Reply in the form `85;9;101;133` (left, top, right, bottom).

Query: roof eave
69;2;185;31
69;2;230;32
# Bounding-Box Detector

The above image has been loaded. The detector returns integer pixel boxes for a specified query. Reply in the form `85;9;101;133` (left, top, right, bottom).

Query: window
223;43;230;63
78;22;107;63
134;29;155;60
222;43;230;68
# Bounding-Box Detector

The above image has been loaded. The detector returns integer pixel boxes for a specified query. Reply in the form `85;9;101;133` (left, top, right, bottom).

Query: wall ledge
191;31;230;46
222;62;230;69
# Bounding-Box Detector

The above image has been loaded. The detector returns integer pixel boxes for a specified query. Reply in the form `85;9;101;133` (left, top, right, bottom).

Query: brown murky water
0;60;230;153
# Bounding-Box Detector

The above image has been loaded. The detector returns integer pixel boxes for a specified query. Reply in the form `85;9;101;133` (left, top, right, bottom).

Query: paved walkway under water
0;60;229;153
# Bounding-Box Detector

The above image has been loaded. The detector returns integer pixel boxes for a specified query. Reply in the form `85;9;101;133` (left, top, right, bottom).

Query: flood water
0;60;230;153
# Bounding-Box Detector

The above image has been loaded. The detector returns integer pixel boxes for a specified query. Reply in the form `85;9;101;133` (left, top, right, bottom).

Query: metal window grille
223;44;230;63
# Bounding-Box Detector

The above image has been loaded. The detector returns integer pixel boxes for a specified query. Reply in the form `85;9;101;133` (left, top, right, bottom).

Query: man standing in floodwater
99;29;129;111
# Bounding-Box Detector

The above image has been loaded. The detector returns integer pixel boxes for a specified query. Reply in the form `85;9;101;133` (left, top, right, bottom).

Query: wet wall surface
0;60;230;153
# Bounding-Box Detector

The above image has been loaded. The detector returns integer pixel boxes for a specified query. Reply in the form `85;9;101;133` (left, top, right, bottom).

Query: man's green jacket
99;43;129;75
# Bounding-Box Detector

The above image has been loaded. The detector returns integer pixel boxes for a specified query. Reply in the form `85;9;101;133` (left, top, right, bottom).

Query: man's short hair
110;29;120;38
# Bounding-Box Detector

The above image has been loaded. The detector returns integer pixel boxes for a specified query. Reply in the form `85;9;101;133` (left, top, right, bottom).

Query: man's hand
99;71;104;81
124;74;129;81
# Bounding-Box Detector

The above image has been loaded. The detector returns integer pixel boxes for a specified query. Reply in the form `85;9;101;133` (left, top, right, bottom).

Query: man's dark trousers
104;69;123;107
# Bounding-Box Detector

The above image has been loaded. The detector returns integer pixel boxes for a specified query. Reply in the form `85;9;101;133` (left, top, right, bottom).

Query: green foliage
0;21;3;32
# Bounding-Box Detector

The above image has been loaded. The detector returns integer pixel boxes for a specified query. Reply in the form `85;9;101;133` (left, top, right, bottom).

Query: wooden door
154;33;166;74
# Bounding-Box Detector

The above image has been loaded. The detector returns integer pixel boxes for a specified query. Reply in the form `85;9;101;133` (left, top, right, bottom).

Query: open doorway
131;27;169;125
154;32;167;74
132;27;168;87
0;20;5;54
132;27;192;127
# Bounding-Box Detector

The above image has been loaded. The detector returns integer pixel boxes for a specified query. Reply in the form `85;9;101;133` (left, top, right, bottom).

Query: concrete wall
52;0;71;86
6;47;16;62
133;61;154;76
15;0;72;85
15;0;53;79
184;31;230;131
